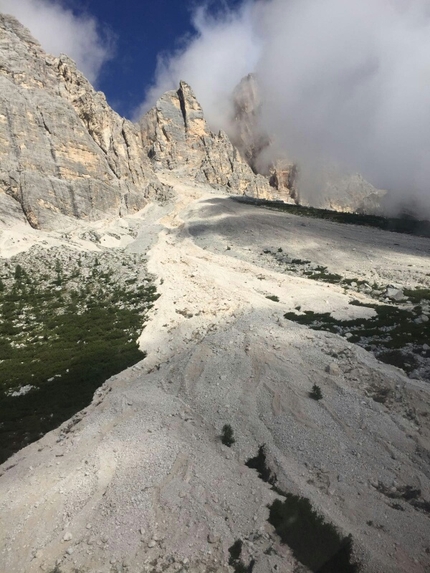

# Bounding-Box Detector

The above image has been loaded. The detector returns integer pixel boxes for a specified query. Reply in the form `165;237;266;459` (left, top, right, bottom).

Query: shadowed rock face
0;14;167;230
229;74;386;213
140;80;273;199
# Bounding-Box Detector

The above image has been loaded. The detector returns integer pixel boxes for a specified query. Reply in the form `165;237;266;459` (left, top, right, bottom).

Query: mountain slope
1;173;429;573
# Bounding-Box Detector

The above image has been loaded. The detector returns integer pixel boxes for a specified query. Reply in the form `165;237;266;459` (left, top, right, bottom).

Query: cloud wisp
139;0;430;215
0;0;113;84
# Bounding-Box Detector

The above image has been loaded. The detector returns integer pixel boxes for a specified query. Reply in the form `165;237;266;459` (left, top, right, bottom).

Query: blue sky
87;0;199;117
72;0;245;118
0;0;244;118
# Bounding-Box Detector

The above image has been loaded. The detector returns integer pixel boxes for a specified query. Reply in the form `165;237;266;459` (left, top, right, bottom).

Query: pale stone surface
140;81;273;199
0;14;168;230
1;173;429;573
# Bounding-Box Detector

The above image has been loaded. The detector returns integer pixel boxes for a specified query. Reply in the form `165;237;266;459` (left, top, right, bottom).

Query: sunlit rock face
140;80;273;199
0;14;167;230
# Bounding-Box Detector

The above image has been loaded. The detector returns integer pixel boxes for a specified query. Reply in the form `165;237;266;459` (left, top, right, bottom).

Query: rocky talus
0;14;168;230
1;173;429;573
140;80;273;199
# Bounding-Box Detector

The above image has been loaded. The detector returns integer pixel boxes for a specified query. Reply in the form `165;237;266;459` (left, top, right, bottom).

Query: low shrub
221;424;235;447
269;496;361;572
309;384;323;400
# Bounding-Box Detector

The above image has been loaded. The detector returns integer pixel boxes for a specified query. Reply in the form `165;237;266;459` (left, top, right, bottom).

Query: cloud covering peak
140;0;430;214
0;0;113;84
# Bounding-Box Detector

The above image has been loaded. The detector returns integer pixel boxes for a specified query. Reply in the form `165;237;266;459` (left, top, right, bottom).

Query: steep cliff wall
230;74;386;213
0;14;167;230
140;81;273;199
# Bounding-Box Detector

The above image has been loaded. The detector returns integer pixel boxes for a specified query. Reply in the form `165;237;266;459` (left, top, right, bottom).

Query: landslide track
1;173;430;573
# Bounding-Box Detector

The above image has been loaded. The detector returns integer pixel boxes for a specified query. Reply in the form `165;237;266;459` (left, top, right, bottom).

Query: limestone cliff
0;14;167;230
140;81;273;199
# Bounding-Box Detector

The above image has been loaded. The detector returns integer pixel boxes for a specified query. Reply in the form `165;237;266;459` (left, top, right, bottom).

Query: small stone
148;540;157;548
386;287;404;301
66;547;74;555
208;533;219;544
63;532;72;542
325;363;341;376
86;524;92;529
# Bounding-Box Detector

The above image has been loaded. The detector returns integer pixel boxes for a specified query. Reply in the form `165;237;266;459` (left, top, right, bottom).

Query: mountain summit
0;13;166;230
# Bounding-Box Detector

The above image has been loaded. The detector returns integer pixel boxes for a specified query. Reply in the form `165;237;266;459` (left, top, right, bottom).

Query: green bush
221;424;235;447
246;444;277;485
0;250;158;464
269;496;360;572
309;384;323;400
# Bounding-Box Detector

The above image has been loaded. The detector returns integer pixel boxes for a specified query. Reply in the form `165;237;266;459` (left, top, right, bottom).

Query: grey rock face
297;168;386;214
230;74;298;203
230;73;270;172
140;81;273;199
0;14;167;230
229;74;386;213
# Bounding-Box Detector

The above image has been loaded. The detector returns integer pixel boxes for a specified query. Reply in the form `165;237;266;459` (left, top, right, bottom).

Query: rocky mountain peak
229;73;387;212
140;80;274;199
176;80;206;133
0;14;168;230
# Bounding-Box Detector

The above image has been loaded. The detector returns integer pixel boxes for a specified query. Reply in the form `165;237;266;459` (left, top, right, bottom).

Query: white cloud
0;0;112;84
135;3;262;131
139;0;430;215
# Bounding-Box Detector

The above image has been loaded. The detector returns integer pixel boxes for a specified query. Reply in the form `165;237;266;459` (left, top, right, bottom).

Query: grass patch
233;197;430;238
269;496;360;572
0;248;158;464
284;303;428;375
403;288;430;303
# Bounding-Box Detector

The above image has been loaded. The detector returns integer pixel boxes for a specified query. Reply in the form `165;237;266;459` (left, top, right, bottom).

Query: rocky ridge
0;14;168;230
140;81;273;199
229;74;386;213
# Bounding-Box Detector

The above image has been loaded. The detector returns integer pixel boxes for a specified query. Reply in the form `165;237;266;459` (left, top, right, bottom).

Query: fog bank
140;0;430;215
0;0;113;84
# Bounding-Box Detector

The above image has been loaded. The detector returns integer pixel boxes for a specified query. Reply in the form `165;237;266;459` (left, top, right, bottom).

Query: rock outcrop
229;73;386;213
230;74;298;203
230;73;270;173
0;14;167;230
140;81;273;199
299;169;387;214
